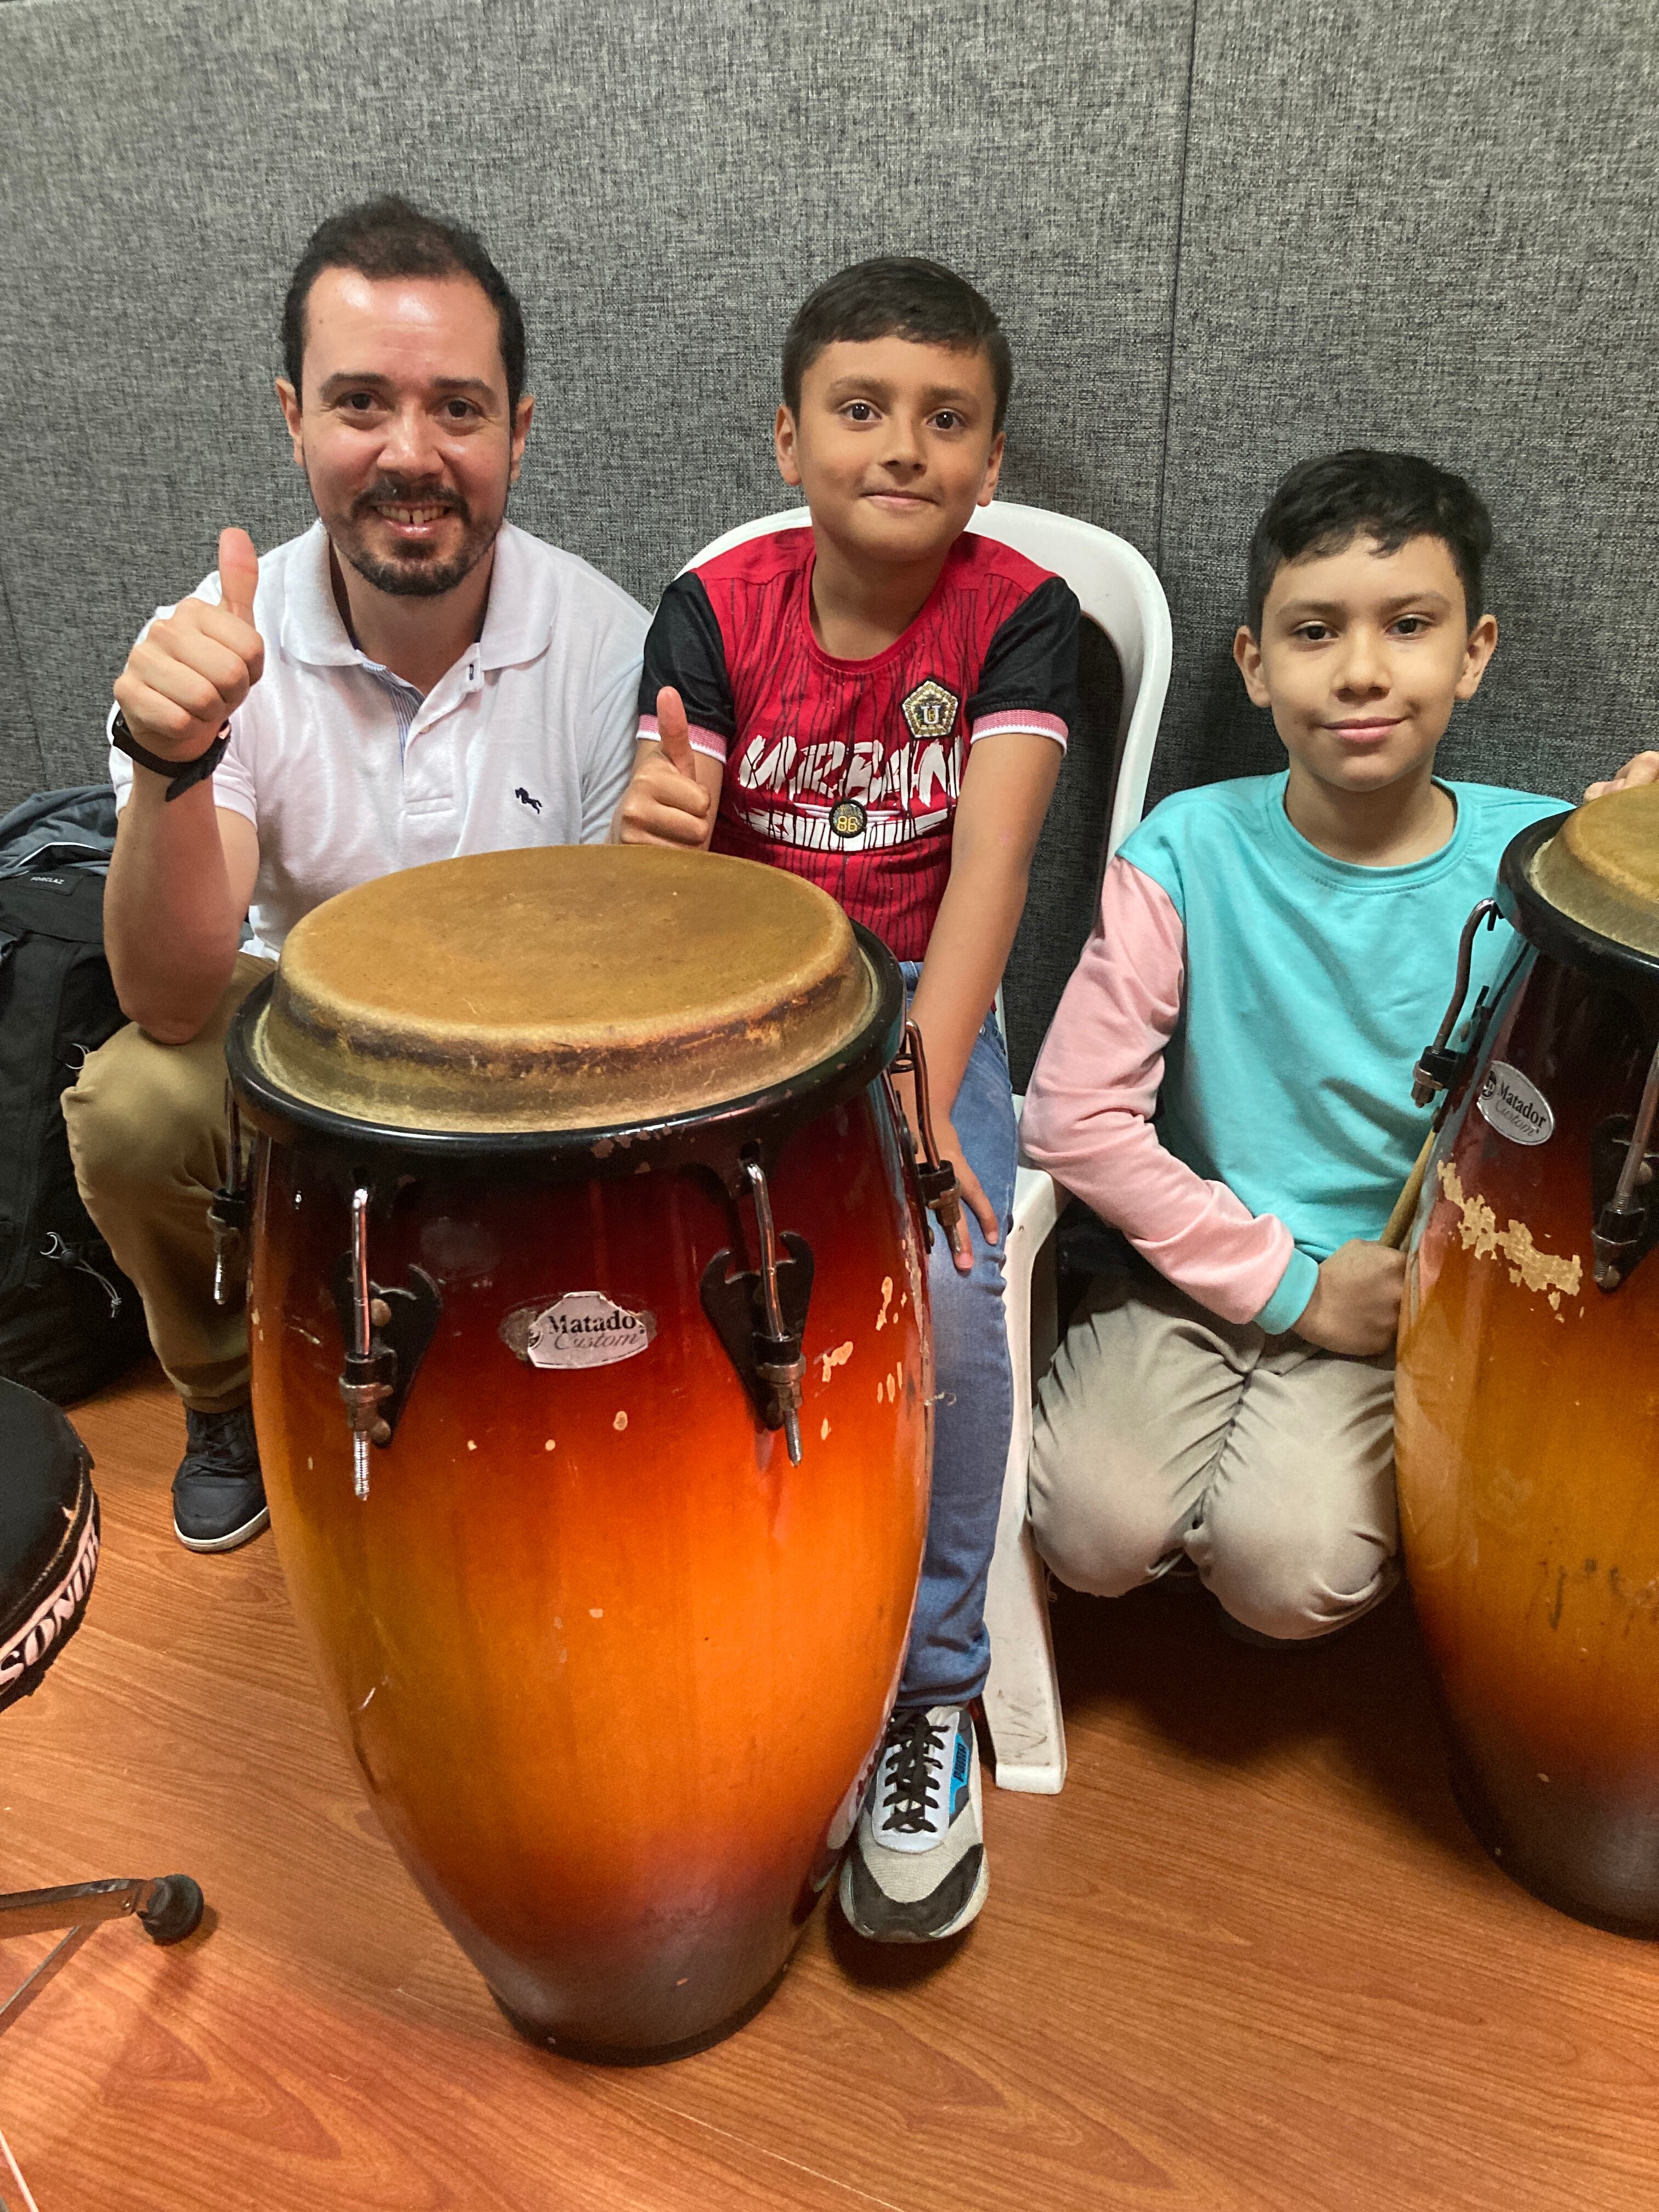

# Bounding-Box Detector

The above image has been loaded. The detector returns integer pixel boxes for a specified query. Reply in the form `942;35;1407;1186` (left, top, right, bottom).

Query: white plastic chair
969;505;1171;1792
678;500;1172;1793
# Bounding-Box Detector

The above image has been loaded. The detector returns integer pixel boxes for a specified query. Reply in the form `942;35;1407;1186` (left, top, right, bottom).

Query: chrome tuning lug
888;1021;964;1254
1412;899;1500;1107
338;1188;393;1499
699;1155;815;1463
743;1158;807;1465
329;1192;444;1500
1592;1042;1659;1294
208;1085;251;1310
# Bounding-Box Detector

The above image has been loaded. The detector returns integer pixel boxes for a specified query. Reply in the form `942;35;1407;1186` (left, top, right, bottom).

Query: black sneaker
173;1404;268;1554
838;1704;988;1942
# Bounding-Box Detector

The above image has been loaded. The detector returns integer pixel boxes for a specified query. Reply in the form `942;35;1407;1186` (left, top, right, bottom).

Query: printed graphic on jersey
901;679;961;743
727;727;961;850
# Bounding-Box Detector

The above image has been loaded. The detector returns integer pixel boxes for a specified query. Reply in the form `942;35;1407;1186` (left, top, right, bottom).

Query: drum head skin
1529;785;1659;959
251;848;875;1134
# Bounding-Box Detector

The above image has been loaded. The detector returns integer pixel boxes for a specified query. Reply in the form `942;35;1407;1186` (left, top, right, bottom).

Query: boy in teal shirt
1022;449;1654;1641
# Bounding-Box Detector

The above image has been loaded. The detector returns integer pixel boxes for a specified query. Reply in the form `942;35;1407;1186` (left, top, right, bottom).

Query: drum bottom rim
490;1960;791;2065
1446;1747;1659;1942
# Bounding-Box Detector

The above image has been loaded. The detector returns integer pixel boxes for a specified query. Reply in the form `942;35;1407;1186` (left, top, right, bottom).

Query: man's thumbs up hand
613;686;718;849
112;526;266;769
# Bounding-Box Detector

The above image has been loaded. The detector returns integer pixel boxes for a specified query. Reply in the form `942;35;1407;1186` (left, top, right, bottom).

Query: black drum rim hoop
224;919;910;1175
1498;812;1659;1020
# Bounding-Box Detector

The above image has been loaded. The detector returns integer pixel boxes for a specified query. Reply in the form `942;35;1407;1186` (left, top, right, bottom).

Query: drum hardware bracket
330;1188;443;1497
1412;900;1501;1107
699;1159;814;1463
885;1022;963;1252
1591;1043;1659;1292
209;1084;251;1309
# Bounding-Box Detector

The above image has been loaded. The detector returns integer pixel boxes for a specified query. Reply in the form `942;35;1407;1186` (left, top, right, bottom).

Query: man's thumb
217;527;260;623
656;686;695;776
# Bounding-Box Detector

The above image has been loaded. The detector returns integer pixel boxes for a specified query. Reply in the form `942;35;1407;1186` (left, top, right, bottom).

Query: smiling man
64;197;647;1554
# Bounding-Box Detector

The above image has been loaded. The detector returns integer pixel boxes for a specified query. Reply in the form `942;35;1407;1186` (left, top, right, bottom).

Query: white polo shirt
110;518;648;958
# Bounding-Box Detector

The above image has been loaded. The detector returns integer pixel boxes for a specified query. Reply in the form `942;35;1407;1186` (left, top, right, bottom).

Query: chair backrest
677;500;1172;1086
967;504;1171;864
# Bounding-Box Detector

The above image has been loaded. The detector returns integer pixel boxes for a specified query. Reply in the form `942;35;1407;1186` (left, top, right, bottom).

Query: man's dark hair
782;256;1013;432
1246;449;1492;633
281;195;528;417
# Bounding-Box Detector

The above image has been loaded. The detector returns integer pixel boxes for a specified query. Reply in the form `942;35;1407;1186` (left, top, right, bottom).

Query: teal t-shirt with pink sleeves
1116;771;1565;1331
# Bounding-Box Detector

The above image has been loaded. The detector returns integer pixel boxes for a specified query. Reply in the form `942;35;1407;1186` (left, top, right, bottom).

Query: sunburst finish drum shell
228;848;932;2056
1396;795;1659;1931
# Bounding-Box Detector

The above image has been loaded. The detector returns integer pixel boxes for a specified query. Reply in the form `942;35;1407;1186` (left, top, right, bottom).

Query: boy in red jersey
614;257;1081;1940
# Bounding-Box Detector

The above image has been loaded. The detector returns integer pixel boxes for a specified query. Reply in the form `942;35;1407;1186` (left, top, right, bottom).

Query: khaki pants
63;954;274;1413
1030;1263;1398;1642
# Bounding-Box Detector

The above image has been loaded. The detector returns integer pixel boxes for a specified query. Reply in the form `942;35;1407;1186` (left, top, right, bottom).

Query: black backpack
0;788;151;1403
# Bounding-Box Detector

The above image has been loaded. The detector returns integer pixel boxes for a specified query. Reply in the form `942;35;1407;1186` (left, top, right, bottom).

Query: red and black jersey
638;526;1079;959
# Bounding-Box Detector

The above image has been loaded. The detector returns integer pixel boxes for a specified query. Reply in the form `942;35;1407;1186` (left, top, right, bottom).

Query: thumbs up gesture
614;686;718;849
114;527;266;765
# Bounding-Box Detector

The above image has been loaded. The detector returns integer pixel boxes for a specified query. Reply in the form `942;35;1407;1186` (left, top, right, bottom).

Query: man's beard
327;476;503;599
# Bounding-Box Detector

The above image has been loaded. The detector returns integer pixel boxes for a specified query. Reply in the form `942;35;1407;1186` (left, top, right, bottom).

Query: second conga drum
226;847;935;2057
1397;787;1659;1931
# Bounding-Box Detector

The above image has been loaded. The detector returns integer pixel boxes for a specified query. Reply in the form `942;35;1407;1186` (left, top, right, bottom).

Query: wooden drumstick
1379;1130;1437;1250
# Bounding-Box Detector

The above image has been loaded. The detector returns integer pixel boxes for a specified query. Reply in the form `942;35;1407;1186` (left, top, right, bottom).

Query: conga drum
225;847;936;2056
0;1380;99;1714
1396;786;1659;1930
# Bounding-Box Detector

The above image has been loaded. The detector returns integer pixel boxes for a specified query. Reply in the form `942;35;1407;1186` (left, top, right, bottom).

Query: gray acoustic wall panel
0;578;43;812
0;0;1191;793
1155;0;1659;811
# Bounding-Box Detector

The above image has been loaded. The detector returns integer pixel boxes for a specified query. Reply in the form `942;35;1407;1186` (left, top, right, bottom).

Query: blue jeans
897;966;1018;1709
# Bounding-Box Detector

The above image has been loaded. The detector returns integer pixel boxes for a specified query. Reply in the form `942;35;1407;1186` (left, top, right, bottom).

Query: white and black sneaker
173;1404;268;1554
838;1704;988;1943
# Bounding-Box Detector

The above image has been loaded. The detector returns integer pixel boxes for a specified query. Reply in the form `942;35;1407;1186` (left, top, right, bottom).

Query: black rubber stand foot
139;1875;206;1945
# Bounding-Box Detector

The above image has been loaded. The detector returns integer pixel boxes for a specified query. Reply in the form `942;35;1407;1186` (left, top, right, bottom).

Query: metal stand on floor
0;1875;205;2036
1;1380;212;2206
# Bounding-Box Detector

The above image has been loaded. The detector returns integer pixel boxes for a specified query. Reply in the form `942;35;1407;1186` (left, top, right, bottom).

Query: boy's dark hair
1246;449;1492;633
281;195;528;417
782;256;1013;432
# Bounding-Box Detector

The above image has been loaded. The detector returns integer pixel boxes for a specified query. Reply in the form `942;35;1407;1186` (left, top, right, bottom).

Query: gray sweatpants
1029;1263;1397;1643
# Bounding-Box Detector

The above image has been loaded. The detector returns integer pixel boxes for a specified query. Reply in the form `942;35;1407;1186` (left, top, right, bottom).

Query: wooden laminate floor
2;1363;1655;2211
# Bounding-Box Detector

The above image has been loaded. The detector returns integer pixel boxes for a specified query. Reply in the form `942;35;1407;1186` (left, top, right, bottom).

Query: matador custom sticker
1476;1062;1555;1146
499;1291;657;1369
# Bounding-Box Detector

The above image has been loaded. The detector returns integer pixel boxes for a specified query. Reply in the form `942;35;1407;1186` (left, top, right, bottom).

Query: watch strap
111;710;232;803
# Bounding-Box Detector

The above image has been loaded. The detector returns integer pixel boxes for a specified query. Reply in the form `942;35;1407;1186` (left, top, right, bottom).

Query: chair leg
982;1180;1068;1794
983;1522;1067;1795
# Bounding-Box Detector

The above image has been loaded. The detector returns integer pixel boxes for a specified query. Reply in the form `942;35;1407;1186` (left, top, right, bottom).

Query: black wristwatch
110;709;232;803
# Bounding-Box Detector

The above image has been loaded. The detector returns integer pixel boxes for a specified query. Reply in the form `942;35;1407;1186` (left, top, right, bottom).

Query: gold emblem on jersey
901;679;960;742
829;799;868;840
